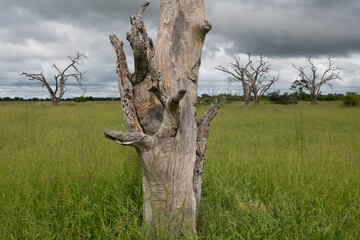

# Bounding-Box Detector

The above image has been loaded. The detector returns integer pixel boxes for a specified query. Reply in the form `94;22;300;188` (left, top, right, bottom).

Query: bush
342;93;360;106
296;92;310;101
268;91;298;105
218;95;231;106
74;96;87;103
325;94;336;101
198;94;214;105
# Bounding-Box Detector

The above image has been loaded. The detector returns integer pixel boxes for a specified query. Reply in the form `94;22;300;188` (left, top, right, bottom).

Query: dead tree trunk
243;83;251;105
310;91;318;105
104;2;219;237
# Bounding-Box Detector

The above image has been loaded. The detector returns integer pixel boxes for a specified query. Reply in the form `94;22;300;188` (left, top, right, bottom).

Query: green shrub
218;95;231;106
342;93;360;106
74;96;87;103
268;91;298;105
325;94;336;101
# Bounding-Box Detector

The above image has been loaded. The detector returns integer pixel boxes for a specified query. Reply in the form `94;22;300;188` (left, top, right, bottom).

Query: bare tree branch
126;2;151;84
103;128;147;148
194;98;220;212
109;34;144;133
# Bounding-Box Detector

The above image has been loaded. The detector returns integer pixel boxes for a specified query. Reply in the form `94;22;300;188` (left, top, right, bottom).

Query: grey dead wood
21;52;87;105
104;1;219;237
216;53;279;104
291;57;341;105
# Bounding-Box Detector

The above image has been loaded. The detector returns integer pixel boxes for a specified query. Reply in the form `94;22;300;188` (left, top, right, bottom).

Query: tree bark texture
104;1;218;237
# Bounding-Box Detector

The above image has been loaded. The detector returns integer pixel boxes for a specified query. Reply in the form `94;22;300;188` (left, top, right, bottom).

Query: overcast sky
1;0;360;99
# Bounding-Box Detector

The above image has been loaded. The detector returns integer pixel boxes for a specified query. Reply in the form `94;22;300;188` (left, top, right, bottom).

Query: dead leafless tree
216;56;252;104
248;54;280;103
216;53;279;104
291;57;341;105
21;52;87;105
103;2;219;237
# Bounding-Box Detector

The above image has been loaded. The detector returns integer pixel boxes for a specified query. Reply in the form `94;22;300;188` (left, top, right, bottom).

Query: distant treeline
197;92;346;105
0;96;121;102
0;92;348;103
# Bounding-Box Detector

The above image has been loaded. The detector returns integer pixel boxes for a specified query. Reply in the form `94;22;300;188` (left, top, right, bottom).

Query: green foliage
0;96;24;101
197;94;242;105
289;91;311;101
74;96;87;103
325;93;336;101
290;79;307;93
268;91;298;105
198;94;215;105
1;102;360;239
342;93;360;106
217;95;231;106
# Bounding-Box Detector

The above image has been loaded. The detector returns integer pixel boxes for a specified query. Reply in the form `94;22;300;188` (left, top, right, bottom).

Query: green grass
0;101;359;239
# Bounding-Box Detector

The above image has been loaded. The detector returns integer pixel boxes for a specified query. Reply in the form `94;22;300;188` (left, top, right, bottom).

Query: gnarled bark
104;1;219;237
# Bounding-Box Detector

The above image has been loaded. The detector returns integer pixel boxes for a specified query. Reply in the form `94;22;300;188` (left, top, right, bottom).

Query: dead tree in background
103;2;219;237
216;57;252;104
248;54;280;104
216;53;279;104
291;57;341;105
21;52;87;105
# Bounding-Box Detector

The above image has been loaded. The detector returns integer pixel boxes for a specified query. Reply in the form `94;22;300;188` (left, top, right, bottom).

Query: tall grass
0;101;359;239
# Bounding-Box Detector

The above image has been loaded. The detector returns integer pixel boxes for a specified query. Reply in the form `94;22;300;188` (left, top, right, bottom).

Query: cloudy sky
1;0;360;99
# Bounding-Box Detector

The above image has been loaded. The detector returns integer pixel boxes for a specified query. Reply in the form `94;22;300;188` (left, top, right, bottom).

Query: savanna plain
0;101;359;239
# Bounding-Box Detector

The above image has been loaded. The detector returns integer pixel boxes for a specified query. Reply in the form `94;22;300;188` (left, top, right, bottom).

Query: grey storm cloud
0;0;359;98
206;0;360;56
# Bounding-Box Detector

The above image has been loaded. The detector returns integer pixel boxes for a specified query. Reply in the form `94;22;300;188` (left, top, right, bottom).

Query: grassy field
0;101;359;239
